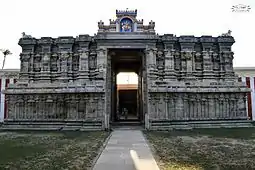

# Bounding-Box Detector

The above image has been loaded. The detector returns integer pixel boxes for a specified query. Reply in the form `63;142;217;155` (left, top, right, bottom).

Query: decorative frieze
148;92;248;121
6;94;105;120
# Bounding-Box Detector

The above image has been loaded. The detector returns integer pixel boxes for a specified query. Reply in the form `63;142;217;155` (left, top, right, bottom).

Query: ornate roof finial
116;9;137;18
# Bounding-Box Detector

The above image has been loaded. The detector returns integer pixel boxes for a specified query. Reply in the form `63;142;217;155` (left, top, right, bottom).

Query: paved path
93;130;160;170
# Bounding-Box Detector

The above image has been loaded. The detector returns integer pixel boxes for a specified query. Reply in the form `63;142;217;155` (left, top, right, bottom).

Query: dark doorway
117;78;138;121
118;89;137;119
110;49;144;123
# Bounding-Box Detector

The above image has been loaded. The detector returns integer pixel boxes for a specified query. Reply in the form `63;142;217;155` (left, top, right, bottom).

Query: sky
0;0;254;69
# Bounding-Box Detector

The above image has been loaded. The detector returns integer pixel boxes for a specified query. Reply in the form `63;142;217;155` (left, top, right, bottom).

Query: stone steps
111;121;142;127
0;120;104;131
150;119;254;130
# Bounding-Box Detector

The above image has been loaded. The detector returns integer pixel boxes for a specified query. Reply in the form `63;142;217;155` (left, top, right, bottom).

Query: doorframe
107;48;146;126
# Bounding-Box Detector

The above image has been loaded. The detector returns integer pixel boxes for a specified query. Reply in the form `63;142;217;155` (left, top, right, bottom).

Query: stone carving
3;9;251;131
221;30;232;36
22;32;33;38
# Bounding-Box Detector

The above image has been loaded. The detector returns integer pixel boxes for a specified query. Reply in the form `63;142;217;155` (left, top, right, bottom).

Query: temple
2;9;252;130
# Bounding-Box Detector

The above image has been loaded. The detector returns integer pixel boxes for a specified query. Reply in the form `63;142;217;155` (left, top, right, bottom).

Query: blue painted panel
120;18;133;32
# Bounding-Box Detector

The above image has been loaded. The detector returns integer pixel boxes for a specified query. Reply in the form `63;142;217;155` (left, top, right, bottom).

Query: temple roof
116;8;137;18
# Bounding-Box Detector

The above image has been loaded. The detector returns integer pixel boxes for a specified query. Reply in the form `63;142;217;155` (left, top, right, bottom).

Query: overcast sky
0;0;254;69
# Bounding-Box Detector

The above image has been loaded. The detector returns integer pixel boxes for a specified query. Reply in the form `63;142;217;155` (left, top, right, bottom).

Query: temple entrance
117;72;138;120
109;49;144;125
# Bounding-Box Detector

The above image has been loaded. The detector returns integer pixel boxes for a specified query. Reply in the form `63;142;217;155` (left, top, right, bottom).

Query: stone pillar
219;51;226;81
185;51;196;80
194;52;203;71
197;94;202;119
33;54;42;82
215;95;220;118
19;53;31;84
212;52;220;71
208;95;214;118
174;51;181;71
40;52;51;83
5;95;11;119
164;94;170;119
45;95;53;119
183;94;189;120
180;51;187;71
202;51;213;79
189;97;195;119
83;96;88;119
164;49;176;80
103;49;110;130
59;52;69;82
219;94;225;118
176;94;184;120
223;51;235;81
67;95;77;120
186;52;193;73
77;49;89;82
180;51;196;80
141;51;149;129
229;94;236;118
50;53;59;82
28;53;34;82
241;94;248;118
155;95;160;119
67;52;73;82
147;96;154;125
96;48;107;80
145;48;158;80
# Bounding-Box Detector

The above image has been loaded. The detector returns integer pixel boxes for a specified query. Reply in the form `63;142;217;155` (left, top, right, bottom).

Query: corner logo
232;4;251;12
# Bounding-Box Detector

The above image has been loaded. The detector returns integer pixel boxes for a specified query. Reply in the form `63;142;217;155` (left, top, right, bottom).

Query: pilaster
96;47;107;80
217;35;235;81
59;52;69;82
76;35;91;82
67;52;74;82
40;52;51;83
77;49;90;82
202;50;213;79
50;53;59;82
222;51;235;81
145;47;158;80
19;52;31;84
163;49;176;80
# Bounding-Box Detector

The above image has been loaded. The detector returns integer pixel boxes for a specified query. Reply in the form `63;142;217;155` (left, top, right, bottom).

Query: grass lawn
144;128;255;170
0;131;110;170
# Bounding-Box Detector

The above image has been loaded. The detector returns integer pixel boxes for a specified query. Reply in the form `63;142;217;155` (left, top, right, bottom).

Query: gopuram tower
2;9;252;130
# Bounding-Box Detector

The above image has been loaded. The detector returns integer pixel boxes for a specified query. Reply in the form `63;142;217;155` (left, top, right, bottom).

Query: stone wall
3;9;252;130
148;92;247;120
6;93;105;121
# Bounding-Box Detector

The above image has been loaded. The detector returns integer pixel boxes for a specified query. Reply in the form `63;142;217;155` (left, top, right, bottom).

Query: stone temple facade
3;9;252;130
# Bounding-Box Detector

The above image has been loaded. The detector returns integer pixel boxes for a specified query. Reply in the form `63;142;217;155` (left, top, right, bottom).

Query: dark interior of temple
118;89;138;120
110;49;144;122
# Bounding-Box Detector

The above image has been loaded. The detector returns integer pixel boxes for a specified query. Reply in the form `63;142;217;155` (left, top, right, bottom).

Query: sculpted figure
221;30;232;36
22;32;33;38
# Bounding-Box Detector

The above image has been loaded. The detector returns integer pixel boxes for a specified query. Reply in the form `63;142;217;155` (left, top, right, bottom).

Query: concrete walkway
93;130;160;170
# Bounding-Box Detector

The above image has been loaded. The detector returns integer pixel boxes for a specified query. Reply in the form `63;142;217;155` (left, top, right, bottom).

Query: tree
0;49;12;69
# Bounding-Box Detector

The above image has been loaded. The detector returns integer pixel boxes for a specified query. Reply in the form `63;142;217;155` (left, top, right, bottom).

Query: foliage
0;49;12;69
